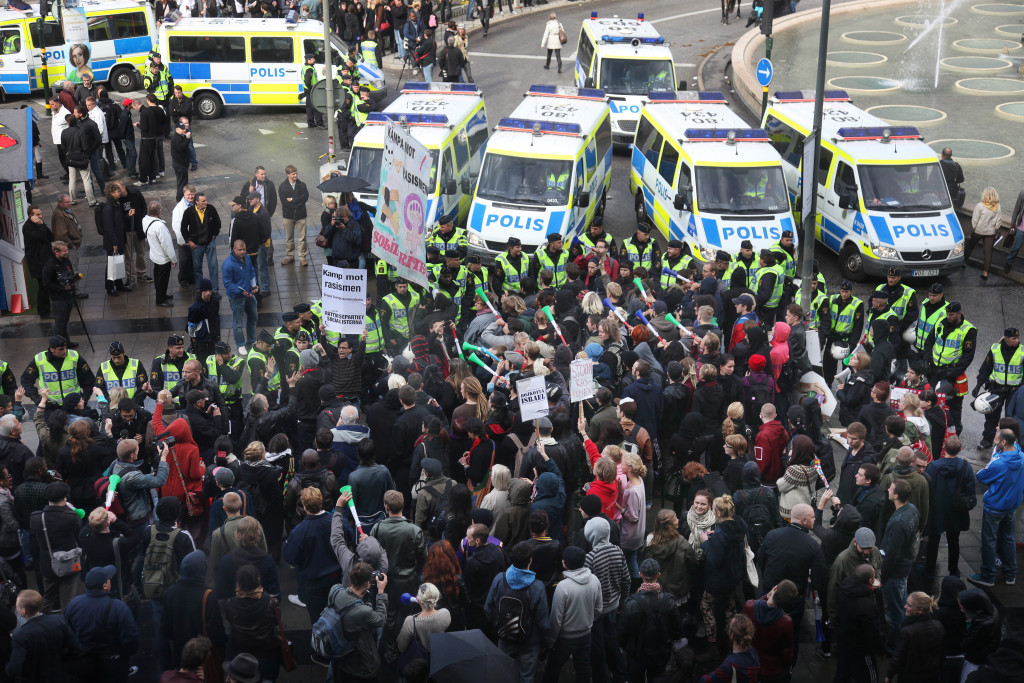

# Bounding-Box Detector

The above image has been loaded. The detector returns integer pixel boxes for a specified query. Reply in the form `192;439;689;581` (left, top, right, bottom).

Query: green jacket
826;540;882;624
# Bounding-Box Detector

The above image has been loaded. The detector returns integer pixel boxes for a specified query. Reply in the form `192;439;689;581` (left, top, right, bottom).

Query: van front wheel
109;66;138;93
193;93;223;120
840;243;867;282
635;190;648;225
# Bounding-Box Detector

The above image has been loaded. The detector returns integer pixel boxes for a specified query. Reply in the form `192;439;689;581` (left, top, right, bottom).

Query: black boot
35;162;48;180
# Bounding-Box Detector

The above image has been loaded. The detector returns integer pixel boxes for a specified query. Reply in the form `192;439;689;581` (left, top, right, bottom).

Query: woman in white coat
966;186;1003;280
540;13;564;73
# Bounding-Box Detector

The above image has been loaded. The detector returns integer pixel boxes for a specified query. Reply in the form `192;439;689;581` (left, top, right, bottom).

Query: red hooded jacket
153;401;205;505
755;419;789;484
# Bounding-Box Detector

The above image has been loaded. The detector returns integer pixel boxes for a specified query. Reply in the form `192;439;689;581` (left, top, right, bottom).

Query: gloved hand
972;385;981;398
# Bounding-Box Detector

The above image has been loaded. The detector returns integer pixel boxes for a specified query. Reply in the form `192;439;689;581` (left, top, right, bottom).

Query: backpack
142;526;182;599
236;477;267;515
311;585;360;659
738;487;773;553
776;357;802;393
507;432;537;479
745;376;774;418
492;575;535;643
94;202;107;231
94;475;126;517
103;102;122;139
630;595;671;667
622;423;642;457
426;480;453;540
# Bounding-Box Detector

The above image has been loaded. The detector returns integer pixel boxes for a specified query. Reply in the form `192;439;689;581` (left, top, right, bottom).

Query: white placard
321;265;366;335
570;359;595;402
794;371;837;418
517;375;549;422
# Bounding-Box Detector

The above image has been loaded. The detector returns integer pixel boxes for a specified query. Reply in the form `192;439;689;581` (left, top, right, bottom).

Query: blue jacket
530;458;566;544
282;510;341;580
5;613;81;681
222;251;256;300
977;447;1024;513
64;589;139;656
484;565;551;646
622;375;664;439
331;424;371;485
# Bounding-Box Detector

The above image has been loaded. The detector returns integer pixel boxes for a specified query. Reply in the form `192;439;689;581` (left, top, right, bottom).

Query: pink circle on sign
404;194;425;235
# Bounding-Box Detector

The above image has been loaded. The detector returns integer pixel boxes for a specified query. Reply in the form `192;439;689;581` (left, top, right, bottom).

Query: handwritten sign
570;359;595;402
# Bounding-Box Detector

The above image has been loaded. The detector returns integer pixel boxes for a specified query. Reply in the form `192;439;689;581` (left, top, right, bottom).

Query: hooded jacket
330;510;388;587
492;478;534;547
214;544;280;599
160;550;226;667
755;419;789;484
742;598;794;677
769;322;791;381
549;566;603;641
701;517;748;596
464;541;507;607
330;424;370;485
976;446;1024;512
484;564;551;646
584;517;630;614
959;589;1000;665
530;459;567;544
622;375;664;439
641;534;697;600
834;575;885;657
619;587;684;668
734;461;784;533
332;585;388;678
965;636;1024;683
887;612;944;682
152;402;204;507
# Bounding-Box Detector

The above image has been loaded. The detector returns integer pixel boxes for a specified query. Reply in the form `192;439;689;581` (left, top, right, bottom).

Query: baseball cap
732;293;756;308
122;98;134;107
214;467;235;487
84;565;118;590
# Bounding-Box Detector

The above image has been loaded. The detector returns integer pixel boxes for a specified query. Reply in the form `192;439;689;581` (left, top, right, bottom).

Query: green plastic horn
467;353;496;375
665;313;684;328
75;508;86;519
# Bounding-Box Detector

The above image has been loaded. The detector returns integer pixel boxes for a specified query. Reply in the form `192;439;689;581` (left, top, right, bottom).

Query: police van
159;17;385;119
574;12;680;146
466;84;612;262
630;90;795;262
344;82;489;231
0;0;156;96
762;90;964;281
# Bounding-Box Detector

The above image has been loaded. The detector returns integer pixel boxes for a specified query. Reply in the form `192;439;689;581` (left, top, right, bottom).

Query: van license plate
912;269;939;277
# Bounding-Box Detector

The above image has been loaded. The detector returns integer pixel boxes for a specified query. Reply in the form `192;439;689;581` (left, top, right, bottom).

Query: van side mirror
838;186;858;210
443;179;457;196
461;177;473;194
576;191;590;208
673;193;690;212
584;77;595;88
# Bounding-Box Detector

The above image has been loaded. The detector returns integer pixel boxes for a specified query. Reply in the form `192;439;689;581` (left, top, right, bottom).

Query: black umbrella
428;630;517;683
317;174;370;193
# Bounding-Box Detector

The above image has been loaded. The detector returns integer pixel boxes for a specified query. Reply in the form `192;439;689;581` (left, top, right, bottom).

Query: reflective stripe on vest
247;348;279;391
770;242;796;278
494;252;524;292
428;226;468;256
874;283;914;320
206;355;244;402
801;290;827;329
914;302;949;352
829;296;863;337
302;63;318;90
35;351;80;400
754;264;784;308
865;309;897;346
623;237;655;269
360;41;378;64
661;255;695;289
100;358;140;398
932;320;977;367
365;312;385;353
159;354;195;393
383;291;420;338
536;248;568;287
990;343;1024;387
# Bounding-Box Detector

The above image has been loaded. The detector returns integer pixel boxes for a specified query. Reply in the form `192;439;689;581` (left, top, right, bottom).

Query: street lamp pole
322;0;337;163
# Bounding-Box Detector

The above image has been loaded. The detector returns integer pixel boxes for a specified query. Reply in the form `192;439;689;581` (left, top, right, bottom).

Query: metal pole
38;11;50;115
759;36;772;120
799;0;831;315
322;0;337;163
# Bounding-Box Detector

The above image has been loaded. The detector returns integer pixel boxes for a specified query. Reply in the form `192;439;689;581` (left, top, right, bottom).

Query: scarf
686;506;717;559
639;581;661;593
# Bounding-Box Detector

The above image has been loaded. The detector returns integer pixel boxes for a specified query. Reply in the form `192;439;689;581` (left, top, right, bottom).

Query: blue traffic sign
756;58;773;87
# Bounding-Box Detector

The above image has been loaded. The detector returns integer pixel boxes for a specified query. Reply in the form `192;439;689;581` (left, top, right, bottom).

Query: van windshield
599;58;674;95
858;163;951;212
476;153;572;206
695;165;790;214
348;147;438;194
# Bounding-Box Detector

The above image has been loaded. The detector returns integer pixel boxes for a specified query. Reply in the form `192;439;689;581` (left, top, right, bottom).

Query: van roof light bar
365;112;450;126
401;82;479;94
647;90;727;104
834;126;921;141
682;128;770;142
527;85;606;100
497;118;583;136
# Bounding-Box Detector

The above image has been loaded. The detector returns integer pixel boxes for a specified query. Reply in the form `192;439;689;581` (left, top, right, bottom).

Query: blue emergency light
638;12;644;21
401;82;478;94
683;128;770;142
497;118;583;135
773;90;850;102
366;112;450;126
835;126;921;140
528;84;605;100
599;35;665;44
647;90;727;103
591;11;598;19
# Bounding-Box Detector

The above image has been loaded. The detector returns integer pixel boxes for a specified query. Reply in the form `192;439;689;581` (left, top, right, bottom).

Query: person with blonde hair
619;452;647;582
886;591;943;682
540;12;564;73
397;582;451;656
966;186;1002;279
697;494;747;655
456;376;489;426
836;349;874;426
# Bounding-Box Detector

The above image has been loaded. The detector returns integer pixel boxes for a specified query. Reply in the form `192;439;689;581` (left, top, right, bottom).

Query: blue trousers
229;294;257;348
882;576;907;653
979;507;1018;583
191;242;219;291
257;244;271;297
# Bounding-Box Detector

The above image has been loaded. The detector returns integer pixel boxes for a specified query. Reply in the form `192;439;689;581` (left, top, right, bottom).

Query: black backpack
745;376;774;418
738;487;773;553
776;357;802;393
426;480;452;540
622;423;642;457
492;575;534;643
236;477;267;515
629;595;672;668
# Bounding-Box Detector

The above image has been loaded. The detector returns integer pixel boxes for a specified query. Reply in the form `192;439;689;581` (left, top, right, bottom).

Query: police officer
725;239;759;290
912;283;949;360
148;334;195;396
434;266;465;324
376;258;398;297
301;53;325;129
246;329;278;395
864;291;899;348
0;359;17;401
21;335;95;407
770;229;798;310
427;213;468;258
143;56;173;139
531;232;569;288
360;29;383;68
974;327;1023;449
824;281;864;384
349;83;372;136
97;341;147;406
425;245;446;283
874;266;918;354
465;254;490;295
294;302;319;346
925;301;977;435
382;279;420;353
753;249;784;324
619;223;662;273
799;273;830;360
660;239;696;292
207;340;245;442
275;311;302;349
364;295;386;365
493;236;528;294
569;215;617;261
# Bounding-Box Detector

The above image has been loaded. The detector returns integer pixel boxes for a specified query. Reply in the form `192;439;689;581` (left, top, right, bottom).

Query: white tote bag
107;254;126;281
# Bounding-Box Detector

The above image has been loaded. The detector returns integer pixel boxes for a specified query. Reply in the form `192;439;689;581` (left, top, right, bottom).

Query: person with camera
413;28;437;83
40;241;80;346
327;561;388;680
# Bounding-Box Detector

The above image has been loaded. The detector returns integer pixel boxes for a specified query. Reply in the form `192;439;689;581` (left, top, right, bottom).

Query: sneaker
128;665;139;677
140;274;155;283
1006;577;1016;586
133;181;146;187
300;257;308;266
238;345;248;356
968;573;995;587
158;171;165;177
288;594;306;608
282;257;294;265
815;644;831;660
978;440;993;450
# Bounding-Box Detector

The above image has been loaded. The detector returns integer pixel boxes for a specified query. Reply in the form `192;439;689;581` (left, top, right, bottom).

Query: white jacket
171;198;191;245
144;215;176;265
88;105;109;144
541;20;563;51
51;104;69;145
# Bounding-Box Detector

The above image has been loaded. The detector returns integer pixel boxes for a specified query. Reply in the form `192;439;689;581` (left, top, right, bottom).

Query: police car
574;12;680;146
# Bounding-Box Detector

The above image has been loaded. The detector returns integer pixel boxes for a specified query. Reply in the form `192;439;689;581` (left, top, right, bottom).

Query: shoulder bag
42;510;82;577
397;615;431;670
558;23;567;45
171;447;205;517
275;600;297;671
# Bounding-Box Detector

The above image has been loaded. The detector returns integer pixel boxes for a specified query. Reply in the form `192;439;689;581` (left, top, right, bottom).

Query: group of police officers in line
7;209;1019;456
301;39;383;146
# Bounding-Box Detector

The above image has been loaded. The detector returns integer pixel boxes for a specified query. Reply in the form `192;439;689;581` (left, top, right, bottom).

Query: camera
156;434;176;447
56;269;79;288
372;570;384;582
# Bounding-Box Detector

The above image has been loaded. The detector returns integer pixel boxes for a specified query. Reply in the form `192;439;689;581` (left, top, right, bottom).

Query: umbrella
429;630;517;683
317;174;370;194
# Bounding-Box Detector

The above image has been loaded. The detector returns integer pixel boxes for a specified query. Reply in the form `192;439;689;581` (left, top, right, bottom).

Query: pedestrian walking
170;117;192;202
144;201;177;307
964;187;1001;280
541;13;564;73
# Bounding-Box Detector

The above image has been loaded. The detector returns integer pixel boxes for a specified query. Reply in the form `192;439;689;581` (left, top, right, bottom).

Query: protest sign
321;265;366;334
517;375;548;422
570;359;595;403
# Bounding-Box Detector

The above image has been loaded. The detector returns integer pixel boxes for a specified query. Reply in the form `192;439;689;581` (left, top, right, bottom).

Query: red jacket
743;598;794;676
584;438;619;518
574;253;618;280
153;402;205;504
754;419;789;484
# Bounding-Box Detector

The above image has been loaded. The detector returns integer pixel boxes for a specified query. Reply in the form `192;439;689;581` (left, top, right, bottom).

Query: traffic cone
9;294;23;314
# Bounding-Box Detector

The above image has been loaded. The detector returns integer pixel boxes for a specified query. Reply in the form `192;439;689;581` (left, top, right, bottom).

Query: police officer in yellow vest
798;273;830;350
619;223;662;273
493;236;529;294
143;59;173;137
275;312;302;350
873;266;919;354
975;327;1023;448
360;29;383;68
301;53;325;129
465;254;491;295
433;266;465;324
753;249;785;324
725;239;760;290
382;280;420;352
364;296;386;360
20;335;95;408
294;302;320;347
823;280;864;384
864;291;899;348
428;213;468;258
912;283;949;360
97;341;147;406
148;334;196;398
2;32;20;55
925;301;977;435
246;329;278;395
0;360;17;401
769;229;798;310
569;215;617;261
207;340;245;442
660;239;696;291
530;232;569;288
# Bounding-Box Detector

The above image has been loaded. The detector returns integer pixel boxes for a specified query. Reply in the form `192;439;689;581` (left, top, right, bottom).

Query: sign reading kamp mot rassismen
321;265;367;334
372;119;430;289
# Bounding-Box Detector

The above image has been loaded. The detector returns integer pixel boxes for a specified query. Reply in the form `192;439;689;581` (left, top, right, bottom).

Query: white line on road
469;51;547;60
258;128;275;135
675;63;697;67
650;7;721;24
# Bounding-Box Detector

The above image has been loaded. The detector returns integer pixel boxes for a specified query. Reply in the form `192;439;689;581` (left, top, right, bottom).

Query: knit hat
579;494;602;518
749;354;766;372
584;343;603;360
300;349;320;370
667;361;683;380
156;496;180;523
214;467;235;488
199;279;213;292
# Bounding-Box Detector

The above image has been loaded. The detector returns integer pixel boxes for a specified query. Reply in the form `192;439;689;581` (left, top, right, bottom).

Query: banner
570;359;595;403
62;5;92;85
371;120;430;289
320;265;367;335
517;375;548;422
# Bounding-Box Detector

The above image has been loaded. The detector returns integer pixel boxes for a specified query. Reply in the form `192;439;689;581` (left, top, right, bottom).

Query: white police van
574;12;679;146
467;85;612;262
345;82;489;231
630;90;795;262
763;90;964;281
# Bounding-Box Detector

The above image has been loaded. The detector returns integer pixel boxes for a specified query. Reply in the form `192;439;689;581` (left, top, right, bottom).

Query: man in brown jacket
50;194;87;298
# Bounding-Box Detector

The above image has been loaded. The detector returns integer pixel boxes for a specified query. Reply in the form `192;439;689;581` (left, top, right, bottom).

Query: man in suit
6;589;83;681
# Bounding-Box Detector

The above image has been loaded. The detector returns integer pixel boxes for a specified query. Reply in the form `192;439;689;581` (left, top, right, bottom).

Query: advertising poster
62;5;91;84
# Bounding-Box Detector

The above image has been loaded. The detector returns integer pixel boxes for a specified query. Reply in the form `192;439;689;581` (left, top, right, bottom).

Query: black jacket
4;613;82;682
0;436;33;486
836;442;878;503
22;219;54;279
278;178;309;220
241;388;297;447
834;576;885;656
61;125;90;169
229;209;261;254
240;177;278;217
170;94;194;123
171;129;191;167
181;204;221;246
29;505;82;581
887;613;944;682
414;37;436;66
98;200;128;255
756;522;827;597
619;589;683;667
463;541;506;607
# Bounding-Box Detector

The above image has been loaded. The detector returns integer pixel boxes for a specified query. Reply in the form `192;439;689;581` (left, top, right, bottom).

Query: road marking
650;7;721;24
294;122;309;128
258;128;275;135
675;62;697;67
194;143;207;148
469;51;547;60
